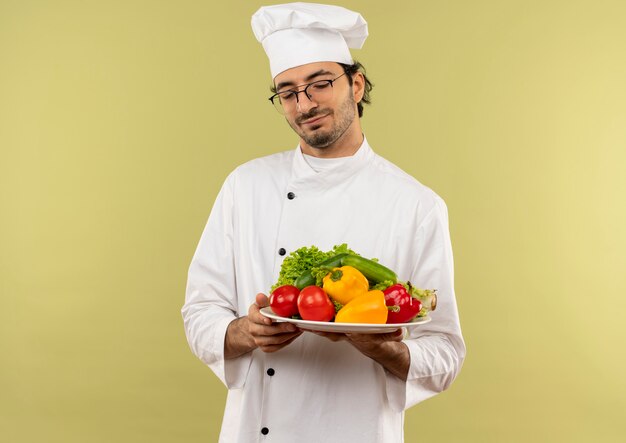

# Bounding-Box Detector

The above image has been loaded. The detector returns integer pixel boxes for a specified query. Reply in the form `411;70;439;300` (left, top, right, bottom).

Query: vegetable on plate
383;284;421;324
269;285;300;318
322;265;369;305
270;243;437;325
335;290;388;324
294;253;348;289
297;285;335;322
340;254;398;285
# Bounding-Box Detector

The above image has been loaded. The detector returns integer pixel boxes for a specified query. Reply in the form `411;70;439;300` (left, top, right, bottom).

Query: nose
296;92;318;114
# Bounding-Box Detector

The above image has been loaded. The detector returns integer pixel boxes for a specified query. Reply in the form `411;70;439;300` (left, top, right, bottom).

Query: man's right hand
224;293;302;359
247;293;302;353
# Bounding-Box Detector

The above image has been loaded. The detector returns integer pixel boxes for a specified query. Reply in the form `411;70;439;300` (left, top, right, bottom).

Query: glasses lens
271;96;285;114
272;91;297;114
270;79;336;114
305;80;334;103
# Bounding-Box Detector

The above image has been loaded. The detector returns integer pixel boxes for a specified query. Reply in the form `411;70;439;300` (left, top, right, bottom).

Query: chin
306;135;336;149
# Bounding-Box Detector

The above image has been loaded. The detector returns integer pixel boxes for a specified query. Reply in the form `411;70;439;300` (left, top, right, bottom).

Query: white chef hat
251;2;368;79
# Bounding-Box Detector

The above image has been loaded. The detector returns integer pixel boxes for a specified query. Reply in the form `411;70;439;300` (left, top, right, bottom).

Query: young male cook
182;3;465;442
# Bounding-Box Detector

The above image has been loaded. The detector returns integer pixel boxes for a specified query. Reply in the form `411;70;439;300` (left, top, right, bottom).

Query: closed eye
279;90;297;102
309;81;332;91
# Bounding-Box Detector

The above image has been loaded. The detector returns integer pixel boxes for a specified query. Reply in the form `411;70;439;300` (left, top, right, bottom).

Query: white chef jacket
182;137;465;443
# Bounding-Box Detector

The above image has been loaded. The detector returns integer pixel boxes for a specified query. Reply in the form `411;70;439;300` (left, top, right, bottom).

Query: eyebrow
275;69;337;92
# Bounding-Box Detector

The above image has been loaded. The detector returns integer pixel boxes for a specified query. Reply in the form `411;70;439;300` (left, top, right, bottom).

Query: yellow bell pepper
322;265;369;305
335;290;389;324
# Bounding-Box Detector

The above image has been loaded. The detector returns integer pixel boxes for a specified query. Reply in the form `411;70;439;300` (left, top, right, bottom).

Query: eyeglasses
268;72;347;115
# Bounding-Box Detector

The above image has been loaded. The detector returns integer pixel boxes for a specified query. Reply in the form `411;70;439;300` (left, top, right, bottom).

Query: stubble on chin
301;122;337;149
289;95;356;150
288;110;334;149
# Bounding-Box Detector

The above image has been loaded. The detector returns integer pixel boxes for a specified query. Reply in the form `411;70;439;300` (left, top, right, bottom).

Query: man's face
273;62;358;150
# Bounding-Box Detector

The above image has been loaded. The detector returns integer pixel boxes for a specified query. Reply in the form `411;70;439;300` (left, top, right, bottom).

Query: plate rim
259;306;431;331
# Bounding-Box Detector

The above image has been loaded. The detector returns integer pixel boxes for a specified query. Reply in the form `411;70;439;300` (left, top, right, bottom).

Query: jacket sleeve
181;172;252;389
385;196;466;411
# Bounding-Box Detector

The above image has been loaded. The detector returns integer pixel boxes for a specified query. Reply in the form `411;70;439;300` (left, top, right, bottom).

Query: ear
351;72;365;104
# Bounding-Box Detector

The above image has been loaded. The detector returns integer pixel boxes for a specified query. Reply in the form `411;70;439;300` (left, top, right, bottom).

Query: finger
345;333;386;342
393;328;406;340
249;299;273;326
248;309;271;326
306;331;347;342
255;330;302;345
250;321;299;337
375;329;403;341
255;331;303;349
254;293;271;324
346;329;404;342
255;293;269;308
385;328;405;341
259;332;303;353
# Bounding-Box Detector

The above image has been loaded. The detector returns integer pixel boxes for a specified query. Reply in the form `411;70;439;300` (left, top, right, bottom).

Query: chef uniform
182;3;465;443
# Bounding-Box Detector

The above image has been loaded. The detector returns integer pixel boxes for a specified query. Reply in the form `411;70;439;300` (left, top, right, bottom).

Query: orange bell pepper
334;290;389;324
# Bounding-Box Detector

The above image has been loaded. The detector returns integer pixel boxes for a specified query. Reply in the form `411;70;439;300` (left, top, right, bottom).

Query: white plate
259;307;431;334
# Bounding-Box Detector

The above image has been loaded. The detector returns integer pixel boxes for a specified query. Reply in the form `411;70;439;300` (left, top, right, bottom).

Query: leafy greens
271;243;358;291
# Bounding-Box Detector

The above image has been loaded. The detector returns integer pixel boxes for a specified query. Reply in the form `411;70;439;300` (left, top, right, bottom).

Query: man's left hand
304;328;409;381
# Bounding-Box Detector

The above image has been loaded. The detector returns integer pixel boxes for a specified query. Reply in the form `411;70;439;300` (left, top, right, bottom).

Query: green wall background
1;1;625;441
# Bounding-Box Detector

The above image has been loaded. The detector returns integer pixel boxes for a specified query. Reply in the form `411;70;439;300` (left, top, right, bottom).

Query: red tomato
270;285;300;317
297;286;335;322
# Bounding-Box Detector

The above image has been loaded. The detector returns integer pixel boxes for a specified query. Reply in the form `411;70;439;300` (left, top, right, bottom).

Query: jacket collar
289;136;374;191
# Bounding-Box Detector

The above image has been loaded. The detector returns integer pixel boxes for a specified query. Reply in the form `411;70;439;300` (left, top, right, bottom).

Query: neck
299;119;364;158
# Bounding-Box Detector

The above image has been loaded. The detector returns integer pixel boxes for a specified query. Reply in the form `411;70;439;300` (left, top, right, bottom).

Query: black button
278;248;286;256
287;192;295;200
267;368;275;376
261;427;269;435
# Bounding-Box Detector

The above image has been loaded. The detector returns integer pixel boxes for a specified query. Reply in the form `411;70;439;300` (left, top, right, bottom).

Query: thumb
255;293;270;308
387;328;405;341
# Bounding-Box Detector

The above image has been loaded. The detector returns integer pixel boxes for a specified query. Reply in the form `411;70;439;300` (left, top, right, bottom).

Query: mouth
300;113;329;126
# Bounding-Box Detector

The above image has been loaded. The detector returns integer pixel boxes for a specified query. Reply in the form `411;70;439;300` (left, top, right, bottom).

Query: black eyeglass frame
268;72;348;111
